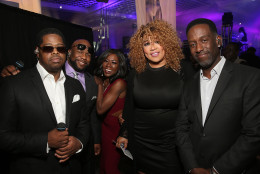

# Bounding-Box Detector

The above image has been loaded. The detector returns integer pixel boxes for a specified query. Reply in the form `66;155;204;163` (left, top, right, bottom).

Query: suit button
202;133;206;137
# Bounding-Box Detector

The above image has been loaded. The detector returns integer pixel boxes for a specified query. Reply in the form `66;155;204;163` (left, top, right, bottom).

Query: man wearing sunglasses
0;28;89;174
0;39;100;174
65;39;101;174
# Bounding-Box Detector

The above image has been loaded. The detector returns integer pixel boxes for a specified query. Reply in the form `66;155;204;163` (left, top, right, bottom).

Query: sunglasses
73;44;94;55
38;46;67;54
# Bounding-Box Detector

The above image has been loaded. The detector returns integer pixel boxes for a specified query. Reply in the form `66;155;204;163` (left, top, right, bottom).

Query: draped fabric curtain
0;3;93;71
135;0;176;29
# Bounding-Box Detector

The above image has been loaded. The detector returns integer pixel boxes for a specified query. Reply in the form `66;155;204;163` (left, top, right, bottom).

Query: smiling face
68;39;91;72
102;54;119;78
143;36;166;68
37;34;66;74
187;24;220;70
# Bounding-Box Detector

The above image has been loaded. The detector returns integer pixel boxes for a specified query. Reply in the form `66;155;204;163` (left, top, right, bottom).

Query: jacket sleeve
175;83;199;172
119;70;135;140
90;99;101;144
0;77;48;157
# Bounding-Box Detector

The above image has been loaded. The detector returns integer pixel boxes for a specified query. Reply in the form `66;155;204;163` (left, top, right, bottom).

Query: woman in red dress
94;49;128;174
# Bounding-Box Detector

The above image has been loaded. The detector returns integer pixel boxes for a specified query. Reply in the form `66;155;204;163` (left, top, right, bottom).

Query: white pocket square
91;96;97;100
72;94;80;103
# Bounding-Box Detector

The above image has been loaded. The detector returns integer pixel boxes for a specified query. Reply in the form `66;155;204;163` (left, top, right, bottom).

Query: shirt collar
65;61;75;76
213;56;226;75
36;61;66;81
65;61;84;77
200;56;226;80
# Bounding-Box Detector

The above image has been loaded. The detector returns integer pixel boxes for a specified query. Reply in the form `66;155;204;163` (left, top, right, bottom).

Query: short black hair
247;47;256;53
186;18;218;35
94;49;127;83
36;28;66;46
239;27;245;33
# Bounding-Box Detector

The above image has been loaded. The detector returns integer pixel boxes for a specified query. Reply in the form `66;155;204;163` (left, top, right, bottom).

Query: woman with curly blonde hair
116;20;185;174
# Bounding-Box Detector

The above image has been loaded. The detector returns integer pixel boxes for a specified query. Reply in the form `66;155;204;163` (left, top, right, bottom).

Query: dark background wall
0;2;93;70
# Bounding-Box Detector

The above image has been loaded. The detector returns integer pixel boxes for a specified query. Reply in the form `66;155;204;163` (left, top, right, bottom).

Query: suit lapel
204;61;233;124
30;67;57;124
64;77;73;128
193;72;203;126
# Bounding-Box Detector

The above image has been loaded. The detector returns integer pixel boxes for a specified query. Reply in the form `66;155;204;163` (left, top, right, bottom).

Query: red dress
100;79;126;174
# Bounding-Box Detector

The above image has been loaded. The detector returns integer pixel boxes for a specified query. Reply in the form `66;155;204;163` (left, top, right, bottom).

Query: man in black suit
0;28;89;174
176;18;260;174
65;39;101;174
0;38;101;174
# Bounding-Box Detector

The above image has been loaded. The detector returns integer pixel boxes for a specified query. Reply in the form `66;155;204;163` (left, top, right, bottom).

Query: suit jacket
0;67;90;174
63;66;100;145
63;64;101;174
80;72;101;174
176;60;260;174
83;72;100;145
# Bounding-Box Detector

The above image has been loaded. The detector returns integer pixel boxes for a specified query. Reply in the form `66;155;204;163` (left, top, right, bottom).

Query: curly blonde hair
128;20;184;73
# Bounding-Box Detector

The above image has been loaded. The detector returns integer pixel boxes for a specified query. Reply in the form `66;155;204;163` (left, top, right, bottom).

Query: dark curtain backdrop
0;3;93;173
0;2;93;71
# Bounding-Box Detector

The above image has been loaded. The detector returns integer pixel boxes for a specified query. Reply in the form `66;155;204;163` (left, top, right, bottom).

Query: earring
34;49;39;54
67;52;71;60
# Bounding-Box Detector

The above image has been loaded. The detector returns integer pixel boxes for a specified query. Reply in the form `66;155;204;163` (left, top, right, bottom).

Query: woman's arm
95;78;126;115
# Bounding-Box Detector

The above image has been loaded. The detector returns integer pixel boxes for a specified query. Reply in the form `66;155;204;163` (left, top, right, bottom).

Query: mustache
50;56;63;60
196;51;208;55
75;57;88;64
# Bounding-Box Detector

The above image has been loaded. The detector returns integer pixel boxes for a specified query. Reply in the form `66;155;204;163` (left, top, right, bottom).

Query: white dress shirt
37;62;83;153
36;62;66;124
200;56;226;126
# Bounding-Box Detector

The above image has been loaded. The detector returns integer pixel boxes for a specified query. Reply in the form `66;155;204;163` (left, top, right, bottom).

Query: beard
194;50;219;70
69;58;88;72
196;56;215;69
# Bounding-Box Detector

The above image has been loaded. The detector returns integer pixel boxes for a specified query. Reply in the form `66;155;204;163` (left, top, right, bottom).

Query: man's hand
190;168;211;174
48;128;69;149
55;136;82;163
94;143;101;155
0;65;20;77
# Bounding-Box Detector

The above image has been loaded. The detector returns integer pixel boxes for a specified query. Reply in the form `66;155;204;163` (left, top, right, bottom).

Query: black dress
120;64;184;174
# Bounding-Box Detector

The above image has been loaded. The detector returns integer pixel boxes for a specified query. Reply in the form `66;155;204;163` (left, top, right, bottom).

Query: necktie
73;72;78;80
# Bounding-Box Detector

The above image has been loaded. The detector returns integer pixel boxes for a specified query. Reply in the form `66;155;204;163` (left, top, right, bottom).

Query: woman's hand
94;76;103;86
112;109;125;125
116;136;128;149
118;113;125;125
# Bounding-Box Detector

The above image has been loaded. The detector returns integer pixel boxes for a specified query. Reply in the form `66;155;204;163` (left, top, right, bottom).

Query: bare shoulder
111;79;127;91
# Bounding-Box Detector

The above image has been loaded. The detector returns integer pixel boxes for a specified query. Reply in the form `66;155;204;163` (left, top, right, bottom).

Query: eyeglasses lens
73;44;93;55
41;46;67;53
77;44;87;50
